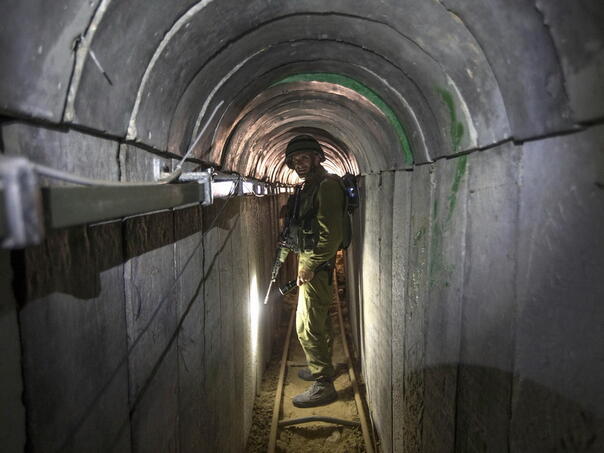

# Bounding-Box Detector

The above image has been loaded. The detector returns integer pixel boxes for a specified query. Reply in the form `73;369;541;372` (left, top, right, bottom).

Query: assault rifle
263;190;299;305
263;172;355;304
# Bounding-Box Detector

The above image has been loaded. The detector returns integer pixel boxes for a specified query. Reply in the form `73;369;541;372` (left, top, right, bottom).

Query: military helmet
285;135;325;169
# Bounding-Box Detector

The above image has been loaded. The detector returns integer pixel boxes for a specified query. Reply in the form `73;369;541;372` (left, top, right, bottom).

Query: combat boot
292;379;337;408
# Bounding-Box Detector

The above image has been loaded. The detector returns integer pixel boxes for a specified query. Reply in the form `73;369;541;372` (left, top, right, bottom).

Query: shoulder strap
303;172;340;216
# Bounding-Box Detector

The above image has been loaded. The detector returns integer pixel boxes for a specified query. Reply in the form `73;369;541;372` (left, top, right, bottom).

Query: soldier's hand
297;268;314;286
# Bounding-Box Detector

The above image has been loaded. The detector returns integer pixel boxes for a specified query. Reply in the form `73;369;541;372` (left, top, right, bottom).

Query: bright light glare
249;272;260;360
323;160;345;175
212;180;236;198
242;181;254;194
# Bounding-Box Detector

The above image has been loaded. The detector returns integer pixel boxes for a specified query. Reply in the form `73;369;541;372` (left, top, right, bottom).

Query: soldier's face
291;152;318;179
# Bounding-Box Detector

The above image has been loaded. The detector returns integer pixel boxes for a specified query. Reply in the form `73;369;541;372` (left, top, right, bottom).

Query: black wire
127;179;239;356
57;186;240;451
29;101;224;186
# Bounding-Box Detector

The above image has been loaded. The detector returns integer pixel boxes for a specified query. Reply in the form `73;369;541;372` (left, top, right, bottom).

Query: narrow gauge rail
267;270;375;453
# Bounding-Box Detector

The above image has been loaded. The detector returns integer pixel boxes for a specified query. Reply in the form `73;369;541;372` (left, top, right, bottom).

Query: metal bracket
159;167;214;206
0;156;44;249
176;169;213;206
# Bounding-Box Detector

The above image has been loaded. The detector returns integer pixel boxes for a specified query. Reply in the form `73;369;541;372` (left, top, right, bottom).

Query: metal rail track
267;270;375;453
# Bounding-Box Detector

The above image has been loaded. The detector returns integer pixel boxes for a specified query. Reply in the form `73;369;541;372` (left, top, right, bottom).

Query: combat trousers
296;266;335;380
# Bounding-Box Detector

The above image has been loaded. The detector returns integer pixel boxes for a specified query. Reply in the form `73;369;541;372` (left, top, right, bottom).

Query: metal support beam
42;183;210;229
0;181;212;249
0;157;290;249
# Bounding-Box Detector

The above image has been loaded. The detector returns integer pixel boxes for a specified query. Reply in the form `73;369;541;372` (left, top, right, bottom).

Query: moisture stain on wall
429;155;468;288
437;88;465;153
272;73;414;166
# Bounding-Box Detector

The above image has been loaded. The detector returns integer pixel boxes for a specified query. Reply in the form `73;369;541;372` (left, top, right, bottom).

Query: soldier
278;134;348;408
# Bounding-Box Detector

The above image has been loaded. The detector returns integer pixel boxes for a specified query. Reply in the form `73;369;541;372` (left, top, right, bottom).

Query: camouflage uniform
294;166;346;380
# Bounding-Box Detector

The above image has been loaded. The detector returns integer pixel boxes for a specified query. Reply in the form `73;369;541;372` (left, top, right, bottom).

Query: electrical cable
175;100;224;171
126;176;240;371
125;176;239;371
25;100;283;199
56;185;240;452
127;180;241;411
32;100;224;187
33;163;167;187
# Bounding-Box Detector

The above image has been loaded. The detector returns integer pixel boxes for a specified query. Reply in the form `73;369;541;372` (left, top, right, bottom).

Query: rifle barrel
263;280;274;305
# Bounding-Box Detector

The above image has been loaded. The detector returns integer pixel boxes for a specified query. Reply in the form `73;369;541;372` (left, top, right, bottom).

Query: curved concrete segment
219;80;397;180
272;73;414;165
4;0;597;176
1;2;603;453
3;0;553;171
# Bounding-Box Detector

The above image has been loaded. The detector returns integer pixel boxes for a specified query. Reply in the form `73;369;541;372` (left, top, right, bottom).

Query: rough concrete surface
174;206;206;453
360;174;380;404
19;224;131;453
511;126;604;451
0;251;26;452
0;0;99;121
372;171;395;453
2;122;120;186
423;155;468;453
390;170;412;453
1;1;603;452
402;164;434;453
456;143;520;452
535;0;604;122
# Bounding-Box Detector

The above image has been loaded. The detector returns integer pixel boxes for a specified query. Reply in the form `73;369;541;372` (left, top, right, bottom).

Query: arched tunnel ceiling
2;1;603;182
218;81;394;182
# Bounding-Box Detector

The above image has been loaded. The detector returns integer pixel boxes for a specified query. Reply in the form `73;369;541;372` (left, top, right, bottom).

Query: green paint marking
429;154;468;288
414;225;426;243
447;155;468;222
437;88;465;152
272;73;413;165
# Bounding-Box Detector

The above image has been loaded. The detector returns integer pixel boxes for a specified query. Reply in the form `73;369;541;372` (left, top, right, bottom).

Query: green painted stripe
272;73;413;165
436;87;464;152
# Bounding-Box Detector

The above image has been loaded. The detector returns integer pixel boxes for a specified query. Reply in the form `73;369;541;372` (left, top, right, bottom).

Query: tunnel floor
246;259;368;452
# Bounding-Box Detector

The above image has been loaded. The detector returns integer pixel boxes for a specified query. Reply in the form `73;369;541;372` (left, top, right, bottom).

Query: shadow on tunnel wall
11;198;248;452
413;364;603;452
13;199;239;302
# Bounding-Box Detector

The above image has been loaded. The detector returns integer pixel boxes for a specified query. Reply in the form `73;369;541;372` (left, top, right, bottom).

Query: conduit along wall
1;1;604;452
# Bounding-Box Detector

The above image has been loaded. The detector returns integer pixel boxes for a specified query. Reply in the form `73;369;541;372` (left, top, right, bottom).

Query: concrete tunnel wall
1;1;604;452
1;124;285;452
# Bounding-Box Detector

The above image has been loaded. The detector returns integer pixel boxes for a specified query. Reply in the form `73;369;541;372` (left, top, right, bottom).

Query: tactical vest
281;172;352;253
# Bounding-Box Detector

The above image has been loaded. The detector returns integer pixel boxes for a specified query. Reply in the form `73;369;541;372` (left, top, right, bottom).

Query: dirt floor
245;346;281;453
246;260;369;453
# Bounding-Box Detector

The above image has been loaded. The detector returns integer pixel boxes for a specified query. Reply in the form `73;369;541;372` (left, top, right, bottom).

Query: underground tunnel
1;1;604;452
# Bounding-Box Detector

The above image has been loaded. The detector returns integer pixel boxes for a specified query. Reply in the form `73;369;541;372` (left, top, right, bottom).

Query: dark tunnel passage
1;1;604;452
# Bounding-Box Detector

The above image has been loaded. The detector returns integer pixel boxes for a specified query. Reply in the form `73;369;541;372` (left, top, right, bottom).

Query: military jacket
280;167;346;273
